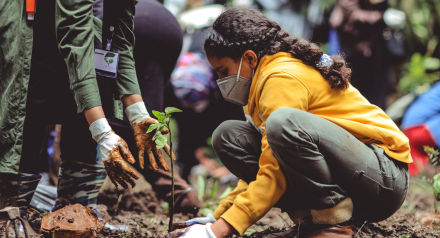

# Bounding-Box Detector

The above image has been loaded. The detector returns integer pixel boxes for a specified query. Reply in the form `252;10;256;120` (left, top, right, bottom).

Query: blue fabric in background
402;82;440;146
328;28;340;56
47;131;55;161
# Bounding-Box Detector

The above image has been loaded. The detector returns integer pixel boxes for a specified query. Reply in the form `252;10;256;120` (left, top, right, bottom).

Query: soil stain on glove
41;204;106;238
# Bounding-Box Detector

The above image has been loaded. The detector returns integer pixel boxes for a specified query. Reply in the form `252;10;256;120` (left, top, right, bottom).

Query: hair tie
316;54;333;69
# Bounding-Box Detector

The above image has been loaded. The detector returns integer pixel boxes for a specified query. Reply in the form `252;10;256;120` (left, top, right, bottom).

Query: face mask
216;56;254;106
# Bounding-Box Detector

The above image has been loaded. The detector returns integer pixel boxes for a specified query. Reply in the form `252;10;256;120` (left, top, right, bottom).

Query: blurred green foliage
196;175;234;216
399;51;440;93
390;0;440;93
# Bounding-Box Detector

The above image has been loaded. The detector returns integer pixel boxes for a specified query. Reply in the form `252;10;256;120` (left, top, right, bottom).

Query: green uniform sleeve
103;0;141;96
0;0;33;174
55;0;101;113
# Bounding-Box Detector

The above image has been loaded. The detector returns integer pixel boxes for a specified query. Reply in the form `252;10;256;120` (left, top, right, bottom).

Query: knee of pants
212;120;243;164
266;107;311;143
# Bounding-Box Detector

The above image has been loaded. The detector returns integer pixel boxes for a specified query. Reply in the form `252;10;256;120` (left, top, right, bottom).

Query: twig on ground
355;221;367;238
115;192;123;214
278;214;291;228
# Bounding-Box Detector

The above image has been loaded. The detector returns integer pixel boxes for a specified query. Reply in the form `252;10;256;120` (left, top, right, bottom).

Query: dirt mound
41;204;106;237
98;190;162;215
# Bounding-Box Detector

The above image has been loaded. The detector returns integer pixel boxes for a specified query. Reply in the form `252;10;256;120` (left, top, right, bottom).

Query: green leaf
197;175;205;201
433;174;440;201
159;125;165;132
154;131;167;149
424;57;440;70
109;59;114;64
165;107;183;114
218;186;234;200
424;146;440;166
104;52;116;58
199;208;214;216
162;117;170;125
146;123;161;134
152;110;163;122
210;180;219;199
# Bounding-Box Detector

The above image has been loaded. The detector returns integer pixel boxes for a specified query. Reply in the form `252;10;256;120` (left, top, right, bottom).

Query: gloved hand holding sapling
126;102;176;171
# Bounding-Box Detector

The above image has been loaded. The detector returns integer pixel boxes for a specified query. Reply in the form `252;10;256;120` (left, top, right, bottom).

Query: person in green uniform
0;0;171;236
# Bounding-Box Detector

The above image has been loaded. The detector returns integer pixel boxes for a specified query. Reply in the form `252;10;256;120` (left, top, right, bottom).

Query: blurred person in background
401;81;440;176
330;0;391;109
258;0;310;38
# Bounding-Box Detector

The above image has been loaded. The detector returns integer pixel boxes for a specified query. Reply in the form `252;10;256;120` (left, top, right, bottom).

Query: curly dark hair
204;8;351;89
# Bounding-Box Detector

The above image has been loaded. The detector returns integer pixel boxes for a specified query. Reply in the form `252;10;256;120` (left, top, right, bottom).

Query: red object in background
26;0;36;20
403;125;437;176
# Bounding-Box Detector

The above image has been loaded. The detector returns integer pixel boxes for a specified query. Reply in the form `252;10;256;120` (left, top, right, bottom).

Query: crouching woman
169;8;411;238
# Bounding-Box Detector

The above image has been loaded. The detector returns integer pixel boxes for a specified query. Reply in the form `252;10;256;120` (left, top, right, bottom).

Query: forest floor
25;171;440;238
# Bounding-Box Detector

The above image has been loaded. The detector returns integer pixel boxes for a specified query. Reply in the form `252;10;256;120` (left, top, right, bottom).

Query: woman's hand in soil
125;102;175;172
90;118;139;189
166;223;216;238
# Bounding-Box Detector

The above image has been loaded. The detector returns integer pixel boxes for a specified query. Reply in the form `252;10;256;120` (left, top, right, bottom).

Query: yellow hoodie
212;52;412;235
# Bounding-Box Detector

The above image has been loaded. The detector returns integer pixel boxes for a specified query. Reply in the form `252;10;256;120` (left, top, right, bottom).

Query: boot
266;206;312;238
0;173;42;238
51;161;129;232
305;197;354;238
305;224;354;238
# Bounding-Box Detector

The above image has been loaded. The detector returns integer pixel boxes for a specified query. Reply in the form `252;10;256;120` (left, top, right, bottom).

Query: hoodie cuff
221;204;255;236
212;200;233;220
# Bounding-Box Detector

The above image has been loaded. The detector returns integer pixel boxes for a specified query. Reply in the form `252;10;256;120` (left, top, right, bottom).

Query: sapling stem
168;121;175;231
149;107;182;232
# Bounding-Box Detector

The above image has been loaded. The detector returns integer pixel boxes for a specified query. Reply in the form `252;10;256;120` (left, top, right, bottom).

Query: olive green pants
213;108;409;222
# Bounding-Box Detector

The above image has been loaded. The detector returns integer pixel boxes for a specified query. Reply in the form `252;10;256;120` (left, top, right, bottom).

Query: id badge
94;48;120;78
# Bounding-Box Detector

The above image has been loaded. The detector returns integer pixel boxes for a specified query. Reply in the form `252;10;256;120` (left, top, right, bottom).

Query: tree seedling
147;107;182;231
424;146;440;213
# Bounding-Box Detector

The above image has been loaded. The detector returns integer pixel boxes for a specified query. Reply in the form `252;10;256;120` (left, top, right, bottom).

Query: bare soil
26;177;440;238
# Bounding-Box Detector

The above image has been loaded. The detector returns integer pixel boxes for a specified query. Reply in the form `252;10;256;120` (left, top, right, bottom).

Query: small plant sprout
196;175;234;216
424;146;440;213
147;107;182;231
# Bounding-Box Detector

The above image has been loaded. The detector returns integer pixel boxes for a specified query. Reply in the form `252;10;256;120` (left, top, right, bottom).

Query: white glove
166;223;216;238
186;214;216;226
125;101;151;125
90;118;138;188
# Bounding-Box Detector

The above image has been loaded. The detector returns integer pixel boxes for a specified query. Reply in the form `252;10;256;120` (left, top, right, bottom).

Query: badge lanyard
94;0;120;78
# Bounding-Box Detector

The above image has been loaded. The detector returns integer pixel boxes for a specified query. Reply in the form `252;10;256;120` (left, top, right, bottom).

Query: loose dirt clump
27;208;44;233
169;222;190;232
41;204;106;237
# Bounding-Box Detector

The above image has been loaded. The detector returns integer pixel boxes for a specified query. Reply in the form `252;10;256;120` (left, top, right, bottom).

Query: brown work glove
126;102;176;172
90;118;139;188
